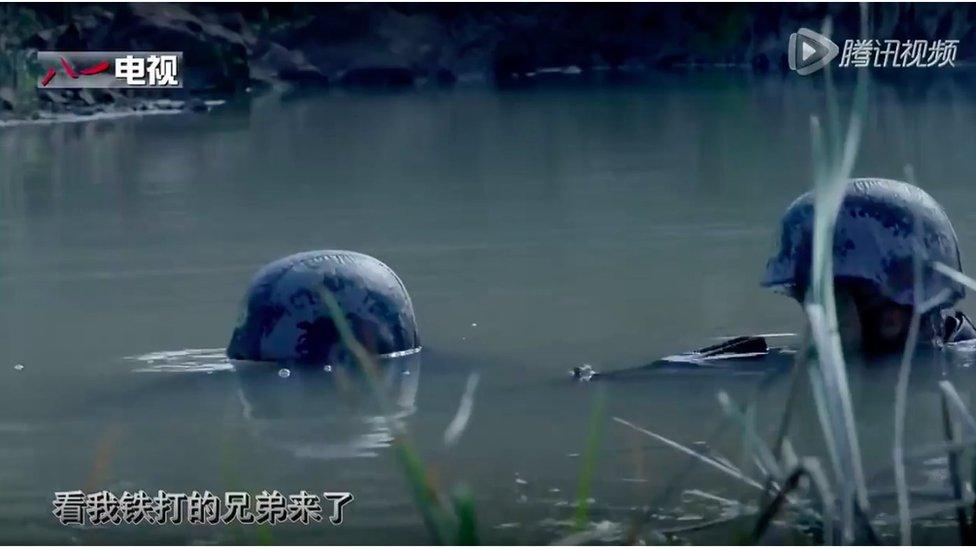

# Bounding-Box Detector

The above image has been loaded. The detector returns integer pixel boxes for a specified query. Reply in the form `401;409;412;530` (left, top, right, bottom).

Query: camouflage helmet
227;250;420;365
761;178;964;308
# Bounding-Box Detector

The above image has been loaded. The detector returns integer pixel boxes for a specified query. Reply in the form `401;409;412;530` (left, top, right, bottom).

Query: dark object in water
571;364;597;381
944;310;976;344
695;335;768;356
762;178;964;308
572;335;779;380
227;250;420;365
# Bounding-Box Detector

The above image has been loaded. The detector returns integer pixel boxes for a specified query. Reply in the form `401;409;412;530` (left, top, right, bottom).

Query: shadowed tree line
2;3;975;116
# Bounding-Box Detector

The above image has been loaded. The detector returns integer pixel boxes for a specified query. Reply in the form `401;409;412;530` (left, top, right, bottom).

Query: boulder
339;66;415;88
97;4;251;93
252;41;329;86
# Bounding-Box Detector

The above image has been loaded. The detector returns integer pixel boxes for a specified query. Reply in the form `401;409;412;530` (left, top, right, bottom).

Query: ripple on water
125;347;235;373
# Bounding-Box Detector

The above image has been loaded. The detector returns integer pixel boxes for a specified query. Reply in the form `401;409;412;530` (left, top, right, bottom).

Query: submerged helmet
227;250;420;365
762;178;964;308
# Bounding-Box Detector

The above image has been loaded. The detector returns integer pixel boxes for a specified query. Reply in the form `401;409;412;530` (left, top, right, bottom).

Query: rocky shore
1;3;974;122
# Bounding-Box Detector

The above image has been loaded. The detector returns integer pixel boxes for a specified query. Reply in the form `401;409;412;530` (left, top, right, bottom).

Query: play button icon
802;41;817;62
788;28;839;76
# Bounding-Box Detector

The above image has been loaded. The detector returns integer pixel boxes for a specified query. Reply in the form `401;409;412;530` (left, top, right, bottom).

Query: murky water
3;73;976;543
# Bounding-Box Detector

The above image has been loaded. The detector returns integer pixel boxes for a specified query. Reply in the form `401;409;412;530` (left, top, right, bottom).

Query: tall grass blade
748;467;808;543
626;415;736;542
574;388;607;531
451;485;479;545
941;389;973;543
802;457;837;545
893;178;925;545
939;381;976;435
804;305;845;482
716;391;830;536
919;289;955;315
716;391;783;480
874;497;976;525
612;417;764;491
659;513;750;536
316;286;457;543
760;327;811;514
444;373;480;447
934;261;976;293
802;13;872;536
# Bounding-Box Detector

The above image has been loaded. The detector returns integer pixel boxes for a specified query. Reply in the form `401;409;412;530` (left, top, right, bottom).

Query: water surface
3;73;976;543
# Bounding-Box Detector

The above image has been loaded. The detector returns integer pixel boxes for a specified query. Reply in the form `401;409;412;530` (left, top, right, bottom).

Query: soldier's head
762;178;964;354
227;250;420;366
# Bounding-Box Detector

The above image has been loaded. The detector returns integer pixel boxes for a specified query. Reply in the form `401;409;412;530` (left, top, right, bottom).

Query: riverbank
2;3;973;124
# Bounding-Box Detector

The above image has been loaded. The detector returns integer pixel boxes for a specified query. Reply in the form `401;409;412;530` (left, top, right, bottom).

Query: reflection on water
232;356;422;462
3;73;976;542
126;348;423;461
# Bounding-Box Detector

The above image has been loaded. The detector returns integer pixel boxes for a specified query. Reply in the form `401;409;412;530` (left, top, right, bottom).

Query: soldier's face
835;286;864;354
812;282;912;356
851;290;913;354
875;305;911;345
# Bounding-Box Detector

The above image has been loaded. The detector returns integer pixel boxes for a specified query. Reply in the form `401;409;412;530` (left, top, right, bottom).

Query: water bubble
12;364;23;371
278;368;291;378
323;365;332;373
471;322;478;327
691;441;710;454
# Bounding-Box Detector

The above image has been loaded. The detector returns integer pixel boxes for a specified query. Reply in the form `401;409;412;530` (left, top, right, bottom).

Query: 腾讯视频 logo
788;28;960;76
